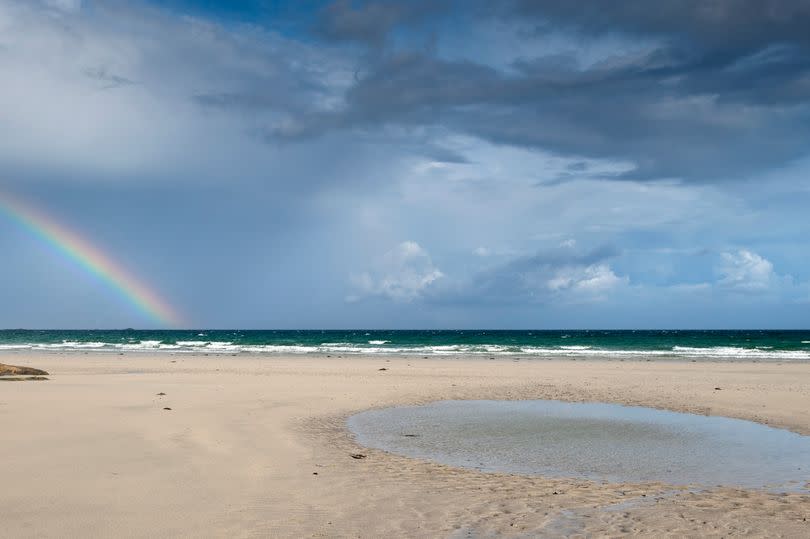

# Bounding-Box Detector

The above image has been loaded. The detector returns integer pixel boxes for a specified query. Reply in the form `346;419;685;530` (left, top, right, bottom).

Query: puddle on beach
348;400;810;491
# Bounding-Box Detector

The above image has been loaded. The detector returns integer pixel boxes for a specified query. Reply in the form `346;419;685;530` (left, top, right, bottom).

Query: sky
1;0;809;329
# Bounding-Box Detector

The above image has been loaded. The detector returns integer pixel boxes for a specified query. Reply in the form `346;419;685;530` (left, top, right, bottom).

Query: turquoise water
348;400;810;490
1;329;809;360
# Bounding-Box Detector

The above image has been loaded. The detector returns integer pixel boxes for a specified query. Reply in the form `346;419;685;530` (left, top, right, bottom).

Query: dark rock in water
163;407;172;411
157;392;166;396
0;376;49;382
0;363;48;376
402;434;419;437
714;387;722;390
378;368;387;371
350;453;367;459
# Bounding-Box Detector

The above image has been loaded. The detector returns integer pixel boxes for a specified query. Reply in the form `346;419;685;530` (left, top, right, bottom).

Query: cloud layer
0;0;809;328
275;0;810;183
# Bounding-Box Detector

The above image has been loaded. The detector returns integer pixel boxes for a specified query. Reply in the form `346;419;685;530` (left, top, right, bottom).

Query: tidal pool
348;400;810;490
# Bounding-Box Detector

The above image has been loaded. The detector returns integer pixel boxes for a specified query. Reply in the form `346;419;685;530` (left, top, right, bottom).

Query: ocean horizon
2;329;809;360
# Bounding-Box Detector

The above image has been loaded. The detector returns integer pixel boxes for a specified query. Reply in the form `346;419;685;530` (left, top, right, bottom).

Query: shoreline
2;348;808;363
2;353;809;536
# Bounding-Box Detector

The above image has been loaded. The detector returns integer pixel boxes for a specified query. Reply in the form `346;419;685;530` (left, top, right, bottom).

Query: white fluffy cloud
349;241;443;302
717;249;776;292
354;244;627;306
547;264;626;296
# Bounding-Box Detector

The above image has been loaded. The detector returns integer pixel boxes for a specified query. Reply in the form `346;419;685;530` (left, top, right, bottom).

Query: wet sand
1;353;809;537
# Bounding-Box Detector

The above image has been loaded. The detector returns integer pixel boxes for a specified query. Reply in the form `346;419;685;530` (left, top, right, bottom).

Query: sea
1;329;809;360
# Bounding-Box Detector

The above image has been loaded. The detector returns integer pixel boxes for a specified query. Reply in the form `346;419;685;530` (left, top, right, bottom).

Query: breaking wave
2;339;809;360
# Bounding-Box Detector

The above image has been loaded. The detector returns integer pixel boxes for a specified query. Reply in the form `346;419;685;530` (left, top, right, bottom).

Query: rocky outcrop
0;363;49;376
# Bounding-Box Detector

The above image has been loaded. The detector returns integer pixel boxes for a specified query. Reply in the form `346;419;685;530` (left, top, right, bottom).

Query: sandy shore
1;353;809;537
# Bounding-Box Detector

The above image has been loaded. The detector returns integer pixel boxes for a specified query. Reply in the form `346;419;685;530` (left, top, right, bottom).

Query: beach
2;353;809;537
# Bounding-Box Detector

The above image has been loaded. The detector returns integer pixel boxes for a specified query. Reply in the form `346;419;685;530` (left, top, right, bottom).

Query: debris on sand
350;453;367;459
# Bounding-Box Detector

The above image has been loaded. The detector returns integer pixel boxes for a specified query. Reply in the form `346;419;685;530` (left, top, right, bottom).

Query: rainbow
0;191;185;327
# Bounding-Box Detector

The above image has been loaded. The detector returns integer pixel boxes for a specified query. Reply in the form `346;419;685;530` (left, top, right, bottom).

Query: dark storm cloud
507;0;810;51
432;245;624;306
314;0;446;45
269;0;810;182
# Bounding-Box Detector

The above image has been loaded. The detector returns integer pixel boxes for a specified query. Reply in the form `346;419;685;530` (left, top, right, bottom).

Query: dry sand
1;353;809;538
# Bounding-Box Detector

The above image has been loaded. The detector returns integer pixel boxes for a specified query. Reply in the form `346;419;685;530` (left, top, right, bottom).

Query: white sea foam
241;345;319;354
4;339;810;360
114;340;164;351
670;346;810;360
205;342;237;350
38;341;108;349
